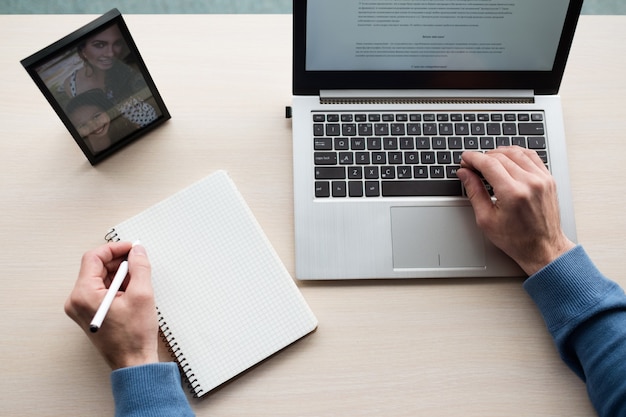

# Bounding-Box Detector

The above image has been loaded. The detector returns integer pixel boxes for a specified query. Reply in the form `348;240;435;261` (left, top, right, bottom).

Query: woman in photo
63;24;158;127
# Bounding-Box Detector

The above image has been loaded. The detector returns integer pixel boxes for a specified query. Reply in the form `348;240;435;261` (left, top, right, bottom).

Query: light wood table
1;14;624;417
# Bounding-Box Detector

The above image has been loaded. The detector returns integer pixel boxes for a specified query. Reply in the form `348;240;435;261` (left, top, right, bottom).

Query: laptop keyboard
312;111;548;198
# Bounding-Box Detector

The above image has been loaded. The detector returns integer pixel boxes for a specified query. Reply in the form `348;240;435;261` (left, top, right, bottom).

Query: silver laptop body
291;0;582;279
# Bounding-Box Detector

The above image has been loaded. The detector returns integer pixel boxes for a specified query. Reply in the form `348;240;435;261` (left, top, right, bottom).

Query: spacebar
382;180;463;197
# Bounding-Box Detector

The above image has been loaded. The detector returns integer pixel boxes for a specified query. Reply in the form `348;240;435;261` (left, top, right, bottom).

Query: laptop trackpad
390;206;486;269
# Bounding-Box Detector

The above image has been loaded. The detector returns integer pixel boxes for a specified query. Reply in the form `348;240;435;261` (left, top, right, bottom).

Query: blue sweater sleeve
523;245;626;416
111;362;195;417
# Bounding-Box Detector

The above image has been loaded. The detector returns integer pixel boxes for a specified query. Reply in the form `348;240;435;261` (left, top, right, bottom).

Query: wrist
517;235;576;276
105;349;160;370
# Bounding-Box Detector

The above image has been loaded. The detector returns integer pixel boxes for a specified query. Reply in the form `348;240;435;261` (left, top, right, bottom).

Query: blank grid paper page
110;170;318;397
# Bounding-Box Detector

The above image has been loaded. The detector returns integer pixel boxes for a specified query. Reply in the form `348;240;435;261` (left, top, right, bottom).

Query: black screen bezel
293;0;584;96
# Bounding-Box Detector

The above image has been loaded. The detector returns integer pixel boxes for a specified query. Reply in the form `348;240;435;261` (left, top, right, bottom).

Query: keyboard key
404;152;419;164
391;123;406;135
365;166;379;179
351;138;366;149
358;123;373;136
315;182;330;197
502;123;517;135
326;124;340;136
342;124;356;136
480;137;495;149
375;123;389;135
487;123;501;135
496;137;511;147
528;137;547;149
407;123;421;135
332;181;347;197
400;137;414;149
315;167;345;179
397;166;412;178
355;152;370;164
436;151;452;164
382;180;463;197
518;123;545;135
365;181;380;197
455;123;469;135
339;152;354;164
512;137;527;147
381;166;395;179
389;152;403;164
432;137;447;149
430;166;445;178
414;166;428;178
421;152;435;164
349;181;363;197
446;165;460;178
423;123;437;135
314;138;332;150
383;138;398;150
314;152;337;165
348;166;363;179
464;137;479;149
471;123;486;135
448;137;463;149
372;152;386;164
415;137;430;149
367;137;382;150
439;123;453;135
335;138;349;150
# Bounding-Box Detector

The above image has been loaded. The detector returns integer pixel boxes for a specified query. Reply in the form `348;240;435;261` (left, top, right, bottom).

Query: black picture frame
21;9;171;165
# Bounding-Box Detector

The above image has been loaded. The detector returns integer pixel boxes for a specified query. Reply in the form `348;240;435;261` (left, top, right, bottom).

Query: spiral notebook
105;170;318;397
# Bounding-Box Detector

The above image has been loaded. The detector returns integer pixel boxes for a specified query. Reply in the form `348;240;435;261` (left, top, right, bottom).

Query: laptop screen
293;0;583;95
306;0;569;72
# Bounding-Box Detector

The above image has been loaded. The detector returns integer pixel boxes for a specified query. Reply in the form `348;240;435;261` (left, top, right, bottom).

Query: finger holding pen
89;257;130;332
65;241;159;370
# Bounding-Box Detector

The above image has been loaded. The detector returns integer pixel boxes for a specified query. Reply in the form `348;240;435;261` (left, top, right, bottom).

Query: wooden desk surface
1;14;624;417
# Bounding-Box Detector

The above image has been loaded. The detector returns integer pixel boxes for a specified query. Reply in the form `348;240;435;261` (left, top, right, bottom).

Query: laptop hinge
319;90;535;105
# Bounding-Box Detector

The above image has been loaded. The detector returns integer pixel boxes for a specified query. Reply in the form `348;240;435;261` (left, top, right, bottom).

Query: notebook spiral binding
157;308;204;397
104;228;120;242
105;228;204;396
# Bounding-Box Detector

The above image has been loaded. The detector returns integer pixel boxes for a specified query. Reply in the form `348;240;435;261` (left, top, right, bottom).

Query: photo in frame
21;9;170;165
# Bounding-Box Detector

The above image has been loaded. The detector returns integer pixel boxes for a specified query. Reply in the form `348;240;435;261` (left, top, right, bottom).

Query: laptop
291;0;581;279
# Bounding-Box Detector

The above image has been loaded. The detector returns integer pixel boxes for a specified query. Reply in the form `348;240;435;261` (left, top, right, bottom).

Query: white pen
89;241;140;333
